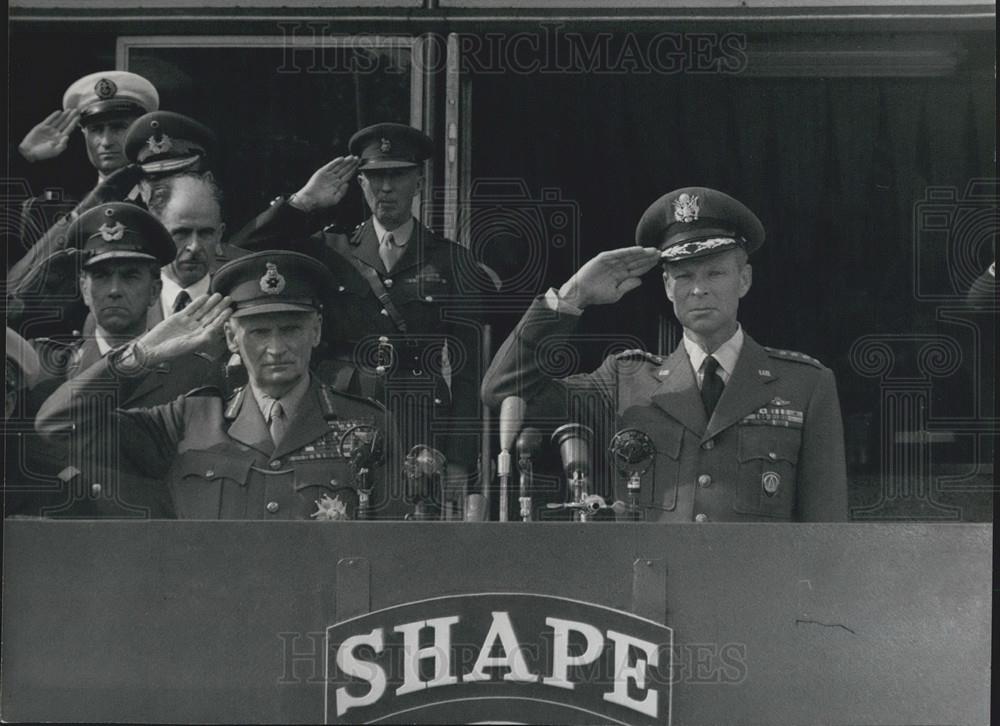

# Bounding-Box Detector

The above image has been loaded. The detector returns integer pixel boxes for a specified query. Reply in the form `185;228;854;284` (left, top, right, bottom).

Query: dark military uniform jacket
233;199;497;469
481;295;848;522
38;369;394;520
25;336;229;518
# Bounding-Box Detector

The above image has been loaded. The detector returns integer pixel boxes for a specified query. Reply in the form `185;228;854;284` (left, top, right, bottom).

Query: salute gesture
18;109;81;162
135;293;233;366
289;155;361;212
557;246;661;309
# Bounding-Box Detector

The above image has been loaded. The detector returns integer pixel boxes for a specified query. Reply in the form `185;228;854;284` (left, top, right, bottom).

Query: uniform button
91;483;102;496
694;513;709;523
702;439;715;450
424;295;434;302
205;469;215;477
266;501;280;514
269;460;282;469
697;474;712;487
768;451;778;461
384;278;393;288
380;308;389;317
434;397;443;405
337;285;346;292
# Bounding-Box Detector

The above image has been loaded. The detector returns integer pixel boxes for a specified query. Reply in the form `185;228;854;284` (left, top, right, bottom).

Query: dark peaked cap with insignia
349;123;433;170
68;202;176;268
124;111;217;175
636;187;765;263
211;250;334;318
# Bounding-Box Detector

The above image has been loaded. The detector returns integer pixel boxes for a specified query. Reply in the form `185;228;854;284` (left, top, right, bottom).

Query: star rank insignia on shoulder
764;347;824;369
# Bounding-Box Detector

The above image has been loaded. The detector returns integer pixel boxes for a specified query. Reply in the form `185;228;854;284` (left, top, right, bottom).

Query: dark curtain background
470;34;995;515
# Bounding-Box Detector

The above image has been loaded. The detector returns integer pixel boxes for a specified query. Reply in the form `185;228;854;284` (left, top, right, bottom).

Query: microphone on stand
608;428;656;521
551;423;594;522
339;425;385;520
515;427;543;522
497;396;526;522
403;445;447;520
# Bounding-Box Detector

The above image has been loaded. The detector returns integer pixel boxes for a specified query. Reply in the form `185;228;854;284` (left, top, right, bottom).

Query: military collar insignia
311;493;349;521
757;368;772;377
94;77;117;99
98;221;125;241
770;396;790;406
146;133;172;155
379;138;392;153
672;192;700;223
260;262;286;294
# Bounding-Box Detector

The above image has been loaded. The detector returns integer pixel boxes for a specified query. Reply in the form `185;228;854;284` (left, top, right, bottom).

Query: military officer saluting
37;251;393;520
233;123;498;483
482;187;847;522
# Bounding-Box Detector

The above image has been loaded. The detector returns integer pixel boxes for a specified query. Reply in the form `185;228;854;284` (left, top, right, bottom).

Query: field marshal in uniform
482;187;847;522
37;251;392;520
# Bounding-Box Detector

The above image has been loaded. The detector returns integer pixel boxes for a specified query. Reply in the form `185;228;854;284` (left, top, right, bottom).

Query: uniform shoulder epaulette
187;385;224;398
322;221;355;234
614;349;663;365
320;384;386;414
764;347;824;368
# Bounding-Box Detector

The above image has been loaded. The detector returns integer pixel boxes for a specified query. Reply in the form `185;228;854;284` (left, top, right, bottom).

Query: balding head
147;173;225;288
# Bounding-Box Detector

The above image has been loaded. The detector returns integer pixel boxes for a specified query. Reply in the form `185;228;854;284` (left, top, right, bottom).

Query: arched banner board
325;593;673;725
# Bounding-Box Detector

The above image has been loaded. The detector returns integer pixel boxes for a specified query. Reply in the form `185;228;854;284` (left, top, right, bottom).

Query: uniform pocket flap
737;428;801;465
176;450;254;483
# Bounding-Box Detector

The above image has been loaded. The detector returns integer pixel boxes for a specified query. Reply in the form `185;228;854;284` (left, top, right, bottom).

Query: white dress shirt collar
683;325;744;386
372;216;415;247
160;273;211;317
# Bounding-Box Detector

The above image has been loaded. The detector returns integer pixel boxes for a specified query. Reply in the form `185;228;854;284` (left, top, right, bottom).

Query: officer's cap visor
359;159;420;171
83;250;160;267
230;300;320;318
80;101;146;125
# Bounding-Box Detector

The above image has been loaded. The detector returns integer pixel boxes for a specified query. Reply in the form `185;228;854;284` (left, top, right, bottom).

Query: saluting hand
290;155;361;212
18;109;81;163
557;246;661;309
137;294;233;365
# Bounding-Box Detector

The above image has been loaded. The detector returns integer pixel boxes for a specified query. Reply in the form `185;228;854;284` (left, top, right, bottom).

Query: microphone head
608;428;656;474
499;396;527;450
551;423;593;477
404;445;447;478
516;427;544;459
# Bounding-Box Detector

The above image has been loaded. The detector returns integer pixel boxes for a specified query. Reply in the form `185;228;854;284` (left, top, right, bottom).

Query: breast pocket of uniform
734;427;800;520
170;450;254;519
293;466;359;521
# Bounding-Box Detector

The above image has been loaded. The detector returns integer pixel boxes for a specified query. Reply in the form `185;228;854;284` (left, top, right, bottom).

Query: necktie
172;290;191;314
700;356;724;418
268;400;288;445
379;232;402;272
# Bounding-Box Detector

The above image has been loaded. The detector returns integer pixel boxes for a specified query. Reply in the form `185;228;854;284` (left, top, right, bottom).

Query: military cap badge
146;133;172;155
379;138;392;153
311;493;349;521
98;221;126;241
672;193;700;223
260;262;286;295
94;77;118;99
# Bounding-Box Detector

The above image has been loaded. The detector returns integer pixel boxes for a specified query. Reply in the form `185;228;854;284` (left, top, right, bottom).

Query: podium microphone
551;423;594;522
516;427;543;522
498;396;526;522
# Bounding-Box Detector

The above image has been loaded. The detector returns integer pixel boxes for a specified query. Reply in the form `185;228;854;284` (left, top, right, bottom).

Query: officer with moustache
482;187;847;522
37;251;394;520
233;123;497;498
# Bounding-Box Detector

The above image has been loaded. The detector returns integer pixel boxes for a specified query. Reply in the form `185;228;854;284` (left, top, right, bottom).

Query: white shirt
683;326;744;387
372;216;415;249
94;327;115;356
160;273;211;317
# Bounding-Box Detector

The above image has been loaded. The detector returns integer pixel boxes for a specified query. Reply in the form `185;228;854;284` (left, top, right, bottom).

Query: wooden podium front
1;522;991;724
